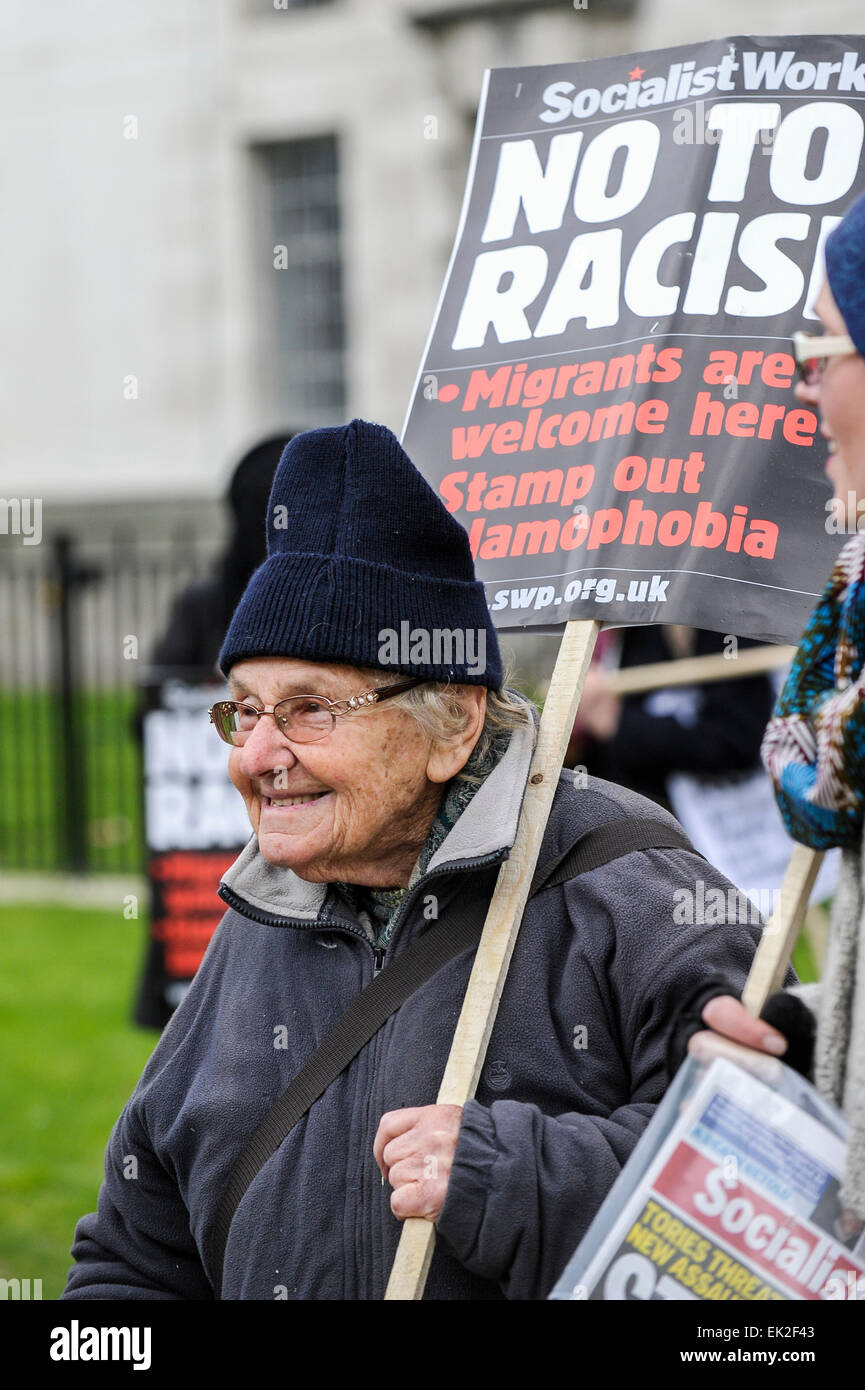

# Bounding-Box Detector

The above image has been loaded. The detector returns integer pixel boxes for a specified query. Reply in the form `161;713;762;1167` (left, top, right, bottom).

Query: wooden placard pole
607;643;796;697
741;843;824;1016
384;618;600;1300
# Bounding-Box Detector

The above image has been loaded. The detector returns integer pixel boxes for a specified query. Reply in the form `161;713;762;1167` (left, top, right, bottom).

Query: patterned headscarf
826;190;865;359
762;532;865;849
763;532;865;1218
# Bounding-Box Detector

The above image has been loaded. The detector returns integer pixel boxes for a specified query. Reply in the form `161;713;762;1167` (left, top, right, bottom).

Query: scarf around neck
336;723;509;951
762;530;865;1218
762;531;865;850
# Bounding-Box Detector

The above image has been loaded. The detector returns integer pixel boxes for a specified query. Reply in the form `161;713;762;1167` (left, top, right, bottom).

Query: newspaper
550;1056;865;1301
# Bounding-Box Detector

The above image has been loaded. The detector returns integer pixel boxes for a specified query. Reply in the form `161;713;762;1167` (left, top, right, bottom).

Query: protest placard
135;678;251;1027
403;35;865;642
388;34;865;1300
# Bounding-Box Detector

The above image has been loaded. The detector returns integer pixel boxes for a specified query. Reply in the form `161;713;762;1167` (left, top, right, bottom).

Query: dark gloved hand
665;978;816;1083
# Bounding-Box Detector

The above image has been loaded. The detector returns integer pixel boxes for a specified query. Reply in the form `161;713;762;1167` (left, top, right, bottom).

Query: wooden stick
384;618;600;1300
607;643;796;697
741;844;824;1016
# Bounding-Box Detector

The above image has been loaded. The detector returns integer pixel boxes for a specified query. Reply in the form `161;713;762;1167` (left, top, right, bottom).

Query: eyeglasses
792;330;858;385
209;678;423;746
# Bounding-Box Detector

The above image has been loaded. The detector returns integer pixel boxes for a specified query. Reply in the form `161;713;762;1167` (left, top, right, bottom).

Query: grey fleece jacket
62;714;768;1301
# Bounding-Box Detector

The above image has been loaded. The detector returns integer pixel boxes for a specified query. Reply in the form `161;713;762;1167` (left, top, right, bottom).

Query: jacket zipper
221;848;507;1298
219;848;507;976
218;883;372;944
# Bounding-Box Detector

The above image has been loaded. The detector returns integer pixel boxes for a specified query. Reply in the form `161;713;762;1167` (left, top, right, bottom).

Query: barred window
258;135;346;424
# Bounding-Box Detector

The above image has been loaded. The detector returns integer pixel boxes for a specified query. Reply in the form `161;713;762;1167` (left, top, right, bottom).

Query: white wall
1;0;863;504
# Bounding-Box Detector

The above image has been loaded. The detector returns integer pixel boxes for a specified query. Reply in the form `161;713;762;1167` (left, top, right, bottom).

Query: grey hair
382;672;536;785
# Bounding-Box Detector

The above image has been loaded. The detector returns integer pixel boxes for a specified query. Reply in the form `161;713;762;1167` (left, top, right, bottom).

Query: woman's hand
374;1104;463;1222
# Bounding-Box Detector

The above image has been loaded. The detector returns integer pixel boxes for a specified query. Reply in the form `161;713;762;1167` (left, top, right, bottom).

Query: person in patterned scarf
678;190;865;1241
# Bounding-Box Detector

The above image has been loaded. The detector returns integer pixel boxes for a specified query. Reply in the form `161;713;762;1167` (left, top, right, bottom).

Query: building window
257;135;346;424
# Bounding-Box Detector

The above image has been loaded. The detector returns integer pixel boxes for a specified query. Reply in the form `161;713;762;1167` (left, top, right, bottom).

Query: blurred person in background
134;433;292;1031
151;433;293;673
670;191;865;1241
567;624;774;810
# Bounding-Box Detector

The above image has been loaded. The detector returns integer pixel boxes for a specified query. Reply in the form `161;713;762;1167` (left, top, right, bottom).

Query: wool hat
218;418;502;687
825;191;865;358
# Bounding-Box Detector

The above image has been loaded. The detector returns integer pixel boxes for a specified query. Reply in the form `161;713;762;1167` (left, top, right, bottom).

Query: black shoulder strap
206;813;702;1295
529;815;702;896
205;870;496;1296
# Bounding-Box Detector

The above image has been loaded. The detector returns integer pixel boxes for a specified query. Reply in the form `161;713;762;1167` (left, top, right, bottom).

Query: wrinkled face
795;281;865;520
226;658;451;887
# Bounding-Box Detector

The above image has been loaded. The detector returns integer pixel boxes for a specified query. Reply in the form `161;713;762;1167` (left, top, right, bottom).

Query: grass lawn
0;901;157;1299
792;929;818;986
0;688;144;874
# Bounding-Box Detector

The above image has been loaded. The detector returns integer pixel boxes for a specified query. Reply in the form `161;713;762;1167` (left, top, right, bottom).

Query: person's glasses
209;678;424;746
792;330;858;385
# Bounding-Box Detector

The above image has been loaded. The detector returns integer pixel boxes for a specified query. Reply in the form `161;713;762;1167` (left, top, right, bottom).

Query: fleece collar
218;693;537;926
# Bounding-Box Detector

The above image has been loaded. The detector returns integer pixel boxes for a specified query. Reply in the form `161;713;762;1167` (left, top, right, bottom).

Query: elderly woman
62;419;766;1300
677;192;865;1235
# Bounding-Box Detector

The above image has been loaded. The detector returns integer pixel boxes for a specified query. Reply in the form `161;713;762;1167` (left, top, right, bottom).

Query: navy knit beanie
826;191;865;357
218;418;502;687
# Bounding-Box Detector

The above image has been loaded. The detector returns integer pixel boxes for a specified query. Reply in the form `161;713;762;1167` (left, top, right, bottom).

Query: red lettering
703;350;738;386
560;514;588;549
635;398;668;433
737;350;765;386
763;352;794;388
657;510;692;545
521;407;542;451
463;366;510;411
559;410;590;446
784;409;817;445
561;464;594;504
613;455;646;491
451;423;496;459
587;508;623;550
622;499;658;545
491;421;522;454
757;404;786;439
726;402;760;436
512;519;559;555
692;501;728;548
439;471;467;513
537;414;562;449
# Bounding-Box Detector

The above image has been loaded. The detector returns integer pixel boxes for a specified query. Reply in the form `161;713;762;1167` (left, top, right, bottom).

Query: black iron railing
0;532;206;873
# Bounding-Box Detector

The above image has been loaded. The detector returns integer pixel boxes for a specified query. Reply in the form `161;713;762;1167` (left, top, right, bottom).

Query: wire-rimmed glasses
209;678;423;746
